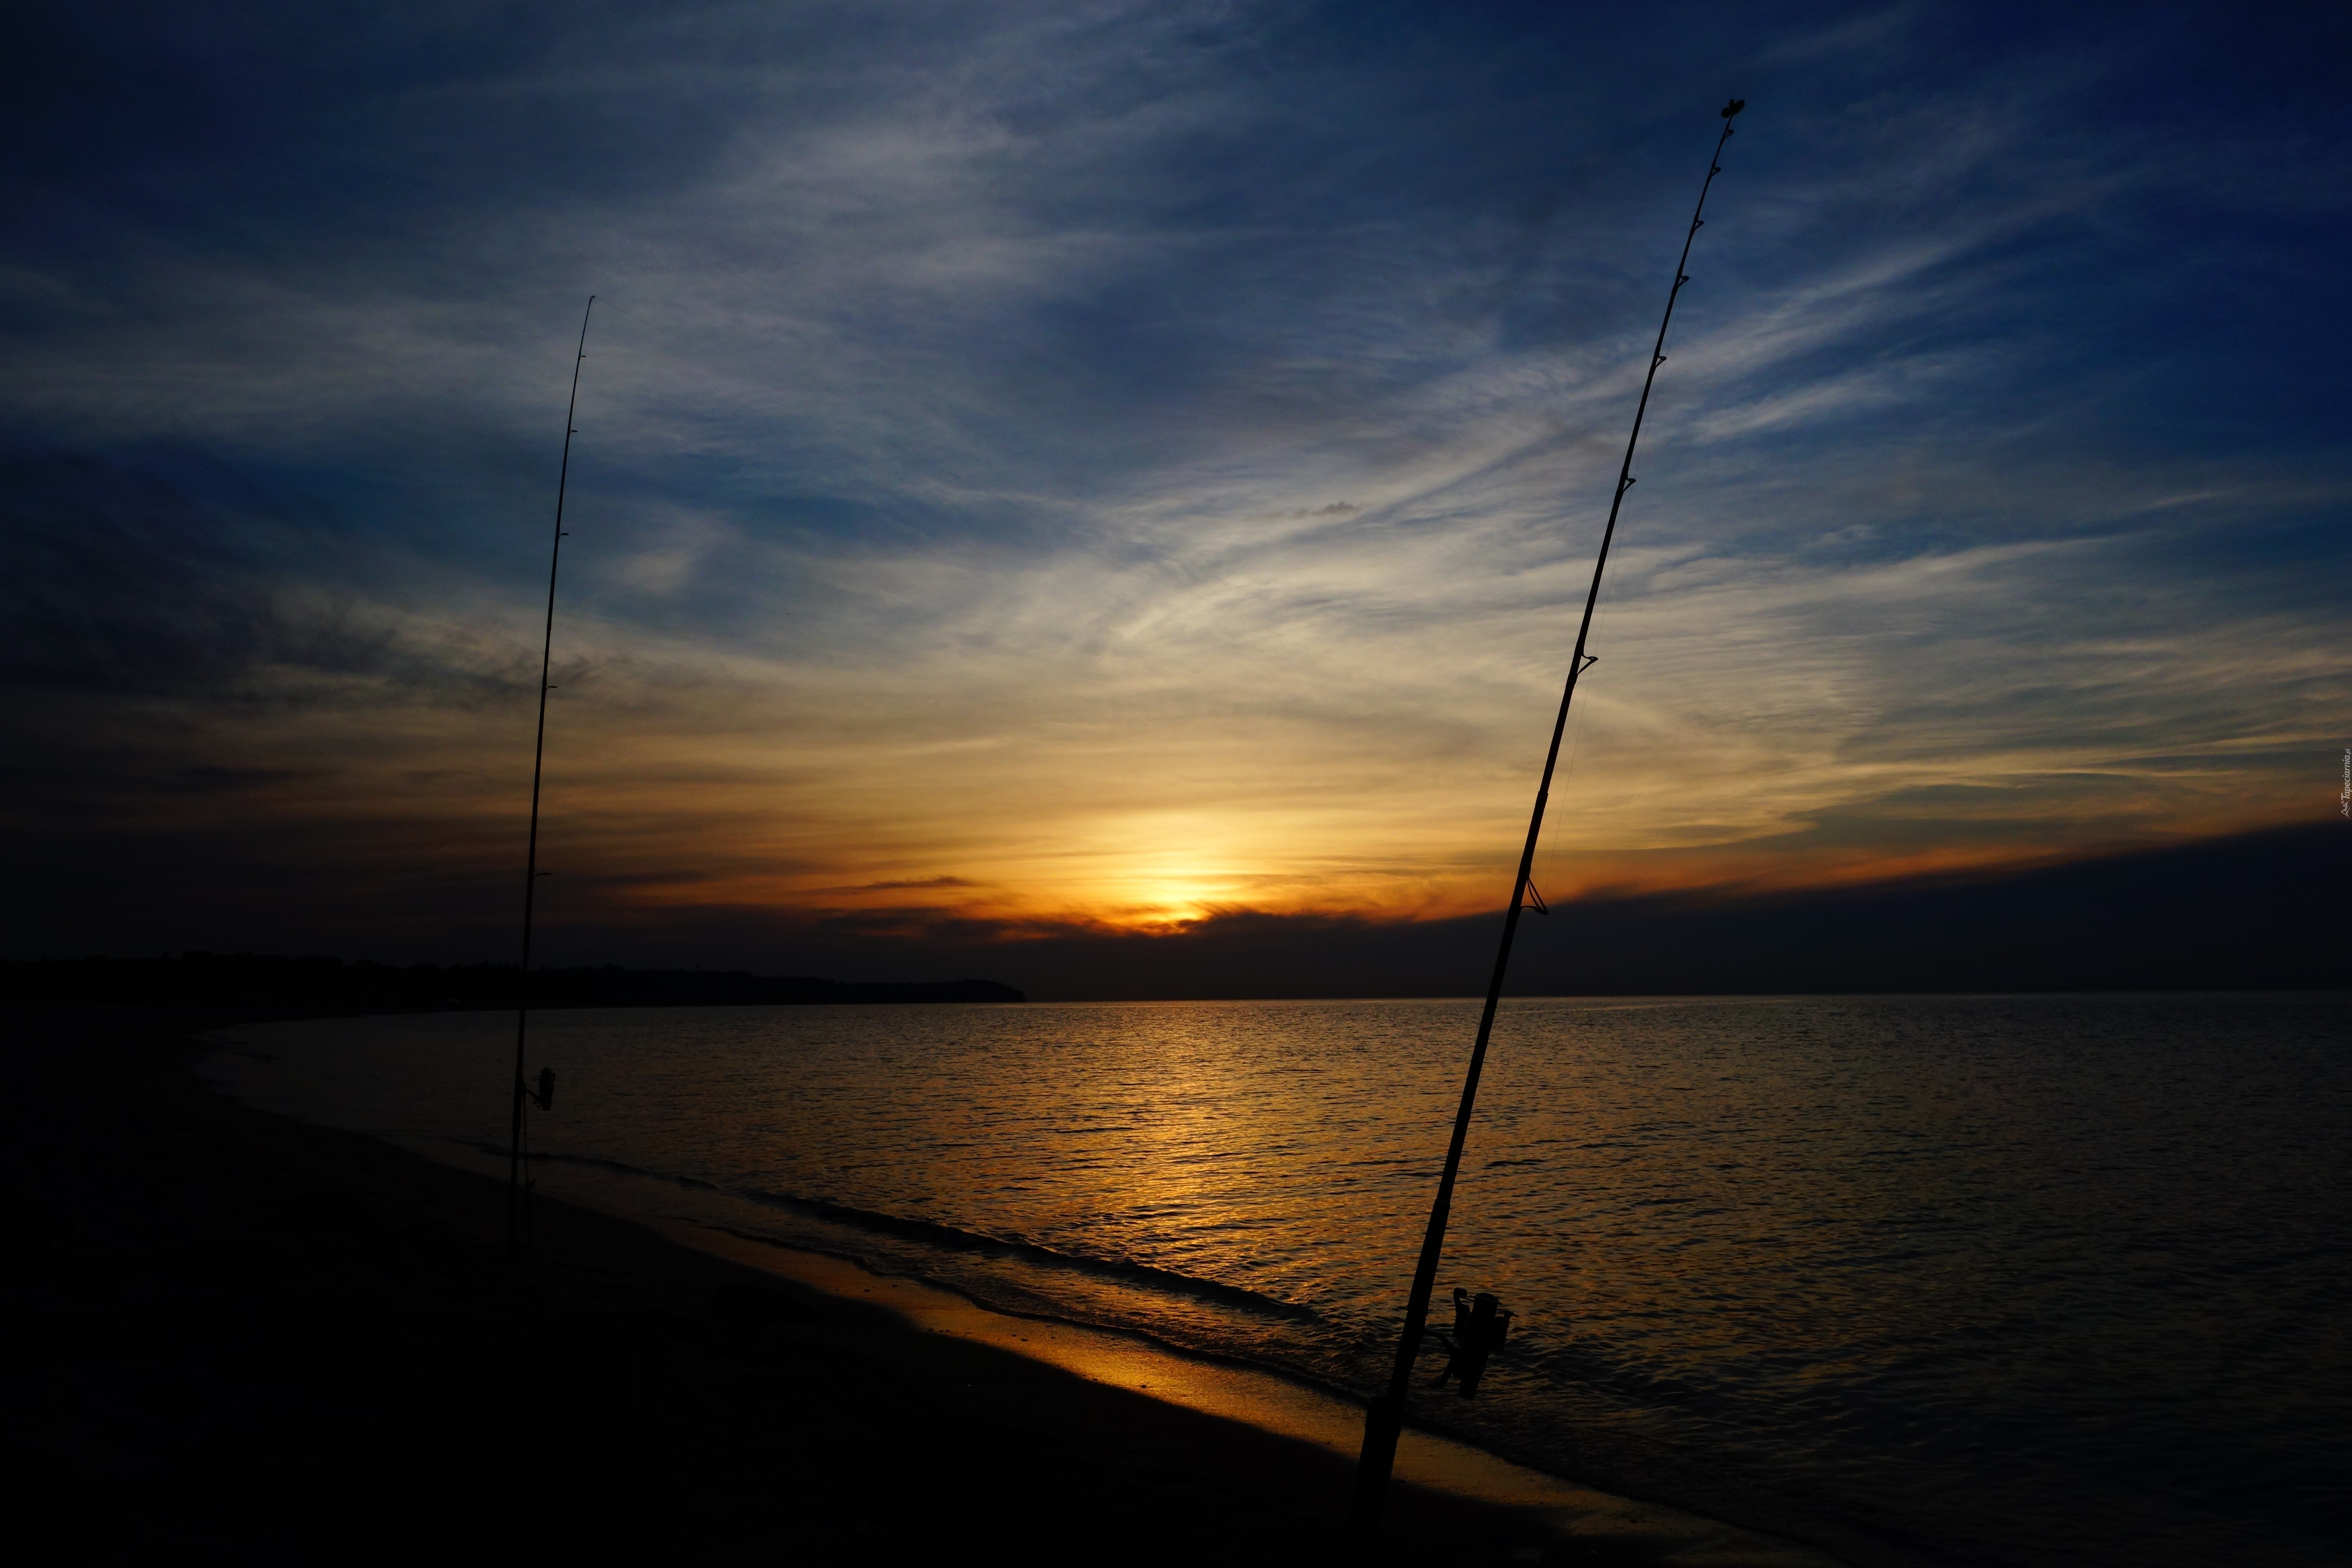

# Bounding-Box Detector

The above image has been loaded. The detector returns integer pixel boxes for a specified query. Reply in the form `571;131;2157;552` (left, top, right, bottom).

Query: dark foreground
1;1006;1597;1565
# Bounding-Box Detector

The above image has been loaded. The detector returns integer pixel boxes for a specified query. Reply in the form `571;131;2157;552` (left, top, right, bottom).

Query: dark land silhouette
6;821;2340;1004
0;954;1024;1012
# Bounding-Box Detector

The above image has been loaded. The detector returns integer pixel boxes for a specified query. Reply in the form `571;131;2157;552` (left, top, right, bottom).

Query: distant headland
0;952;1025;1013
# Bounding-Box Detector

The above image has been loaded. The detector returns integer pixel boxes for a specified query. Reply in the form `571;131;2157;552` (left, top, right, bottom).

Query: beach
2;1005;1825;1566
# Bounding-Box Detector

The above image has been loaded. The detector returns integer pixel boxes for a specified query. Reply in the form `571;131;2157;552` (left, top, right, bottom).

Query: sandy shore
2;1005;1837;1565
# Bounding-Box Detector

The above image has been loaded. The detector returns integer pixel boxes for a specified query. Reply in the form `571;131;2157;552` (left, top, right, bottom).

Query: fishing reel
1431;1287;1515;1400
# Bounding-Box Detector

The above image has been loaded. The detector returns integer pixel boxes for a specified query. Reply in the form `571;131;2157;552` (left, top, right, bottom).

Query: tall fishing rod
1345;101;1745;1544
508;294;595;1256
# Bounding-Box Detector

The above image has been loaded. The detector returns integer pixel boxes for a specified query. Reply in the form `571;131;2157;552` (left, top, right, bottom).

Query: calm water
206;994;2349;1568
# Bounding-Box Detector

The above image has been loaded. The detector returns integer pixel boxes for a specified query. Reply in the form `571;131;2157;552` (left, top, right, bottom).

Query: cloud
1;3;2346;960
0;454;539;709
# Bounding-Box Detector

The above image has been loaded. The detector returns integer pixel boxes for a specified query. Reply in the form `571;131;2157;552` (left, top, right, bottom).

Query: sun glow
1104;874;1226;931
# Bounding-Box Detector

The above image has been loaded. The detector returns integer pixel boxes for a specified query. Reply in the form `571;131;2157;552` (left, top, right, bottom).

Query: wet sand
1;1006;1839;1565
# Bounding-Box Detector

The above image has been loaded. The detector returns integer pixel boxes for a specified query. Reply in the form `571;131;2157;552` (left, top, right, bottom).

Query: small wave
496;1140;1316;1323
460;1141;722;1191
731;1184;1319;1323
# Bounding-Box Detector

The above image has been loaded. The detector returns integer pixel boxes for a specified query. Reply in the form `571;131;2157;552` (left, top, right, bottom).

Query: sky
4;2;2348;977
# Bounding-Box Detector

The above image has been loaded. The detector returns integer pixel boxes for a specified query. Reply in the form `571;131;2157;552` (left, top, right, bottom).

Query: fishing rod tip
1721;98;1747;119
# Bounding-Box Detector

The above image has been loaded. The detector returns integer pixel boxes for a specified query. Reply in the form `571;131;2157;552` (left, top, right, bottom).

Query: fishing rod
508;294;595;1256
1345;100;1746;1544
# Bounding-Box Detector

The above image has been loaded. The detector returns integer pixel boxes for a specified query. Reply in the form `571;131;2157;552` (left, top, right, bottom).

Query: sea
203;993;2349;1568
